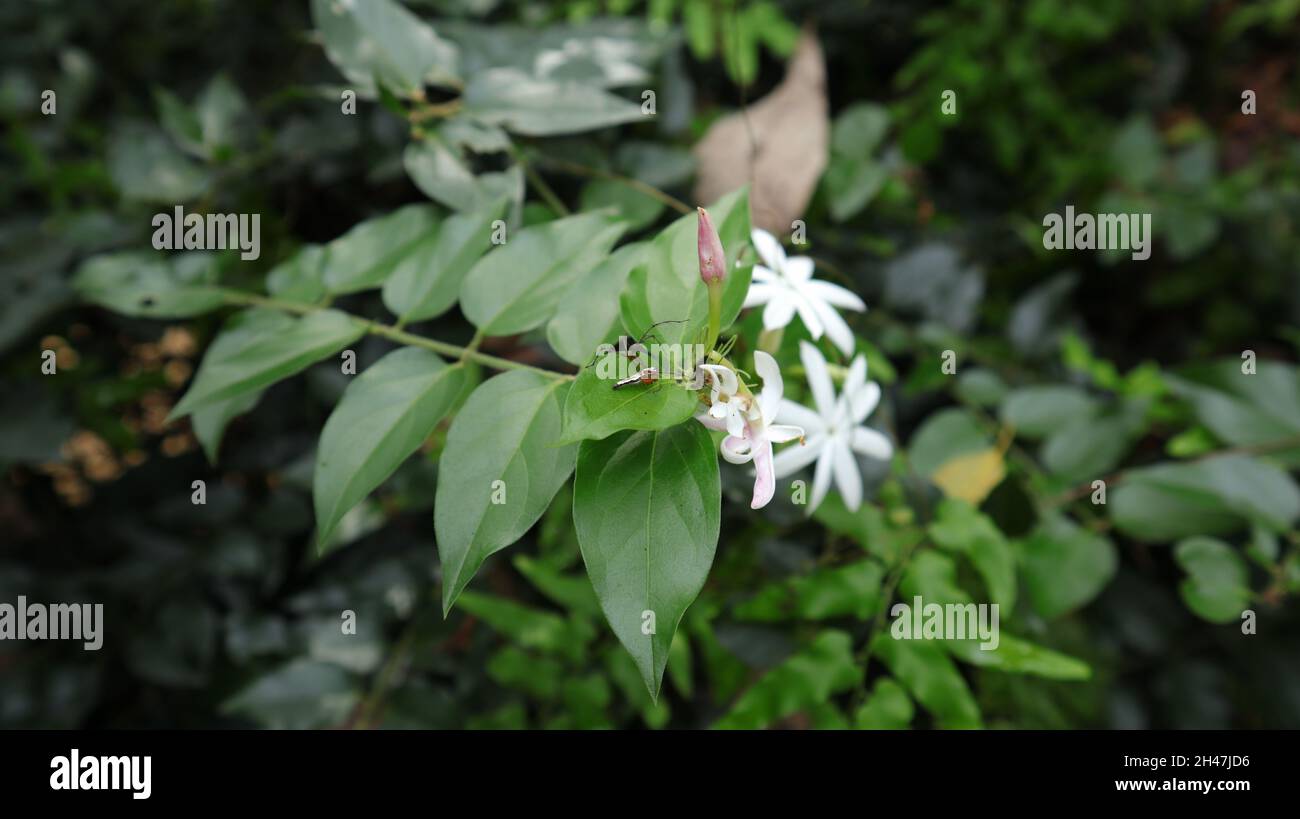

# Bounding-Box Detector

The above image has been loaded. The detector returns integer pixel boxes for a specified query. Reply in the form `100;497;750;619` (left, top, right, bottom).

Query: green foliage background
4;0;1300;729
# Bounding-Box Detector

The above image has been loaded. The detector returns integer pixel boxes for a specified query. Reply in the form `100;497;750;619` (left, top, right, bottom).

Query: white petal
700;364;738;395
750;265;777;284
750;439;776;509
772;433;825;478
850;381;881;425
789;287;826;340
850;426;894;460
832;439;863;511
694;412;727;432
775;399;826;433
743;282;775;308
782;255;814;283
762;293;797;330
750;229;786;271
799;341;836;418
766;423;804;444
725;404;746;438
809;447;834;513
843;355;867;403
752;350;783;426
803;278;867;311
809;295;855;357
720;434;753;464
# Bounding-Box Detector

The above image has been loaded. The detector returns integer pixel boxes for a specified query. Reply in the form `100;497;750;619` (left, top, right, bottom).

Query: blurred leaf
930;447;1006;506
944;634;1091;681
854;677;914;729
713;631;858;729
1174;536;1251;624
320;204;440;295
1017;514;1117;619
310;0;459;96
733;559;885;622
872;633;981;728
74;250;224;318
1000;385;1098;439
1110;455;1300;540
929;500;1015;609
462;69;645;136
546;241;646;366
381;198;505;323
223;659;358;729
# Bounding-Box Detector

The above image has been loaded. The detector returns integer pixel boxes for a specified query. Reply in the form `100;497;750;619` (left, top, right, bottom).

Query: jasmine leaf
556;351;700;445
436;370;576;613
321;204;440;295
872;633;982;729
170;309;366;419
1174;536;1252;623
462;69;645;136
310;0;459;96
314;348;464;549
546;241;646;366
854;678;914;729
382;199;506;323
460;211;625;335
74;250;225;318
1016;514;1117;619
573;423;720;697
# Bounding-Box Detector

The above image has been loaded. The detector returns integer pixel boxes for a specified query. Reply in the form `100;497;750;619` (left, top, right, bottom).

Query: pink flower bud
697;207;726;284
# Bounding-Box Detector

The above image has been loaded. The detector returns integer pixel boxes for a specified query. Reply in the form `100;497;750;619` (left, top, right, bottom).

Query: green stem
220;289;574;382
511;146;570;216
529;151;693;215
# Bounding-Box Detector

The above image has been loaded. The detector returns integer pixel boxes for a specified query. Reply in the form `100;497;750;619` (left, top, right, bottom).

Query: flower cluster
692;210;892;512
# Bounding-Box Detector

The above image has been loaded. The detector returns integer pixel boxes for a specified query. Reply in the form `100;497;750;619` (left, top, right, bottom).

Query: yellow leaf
930;448;1006;505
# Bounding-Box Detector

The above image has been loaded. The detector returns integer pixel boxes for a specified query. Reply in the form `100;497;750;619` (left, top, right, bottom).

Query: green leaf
314;348;464;549
266;245;328;302
928;499;1016;610
381;199;505;323
713;631;859;729
900;550;969;606
573;423;720;697
872;633;981;728
460;211;625;335
1000;385;1098;439
907;408;990;477
108;123;208;202
1017;514;1117;619
321;204;440;295
512;554;601;618
854;678;914;729
1040;404;1144;483
222;659;358;730
733;559;884;622
403;136;523;213
462;69;645;136
192;390;262;463
1174;536;1252;623
74;251;225;318
310;0;459;96
455;591;592;663
436;371;576;613
546;241;646;366
1110;455;1300;540
170;309;366;419
1166;359;1300;465
826;102;891;221
556;348;701;444
944;634;1092;681
619;188;752;347
579;178;664;230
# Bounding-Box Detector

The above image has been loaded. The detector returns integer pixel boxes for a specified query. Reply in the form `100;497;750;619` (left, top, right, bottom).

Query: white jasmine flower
772;341;893;513
743;228;867;356
695;352;804;510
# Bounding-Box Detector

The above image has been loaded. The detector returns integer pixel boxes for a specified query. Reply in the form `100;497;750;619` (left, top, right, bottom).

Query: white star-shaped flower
772;341;893;512
743;229;867;356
